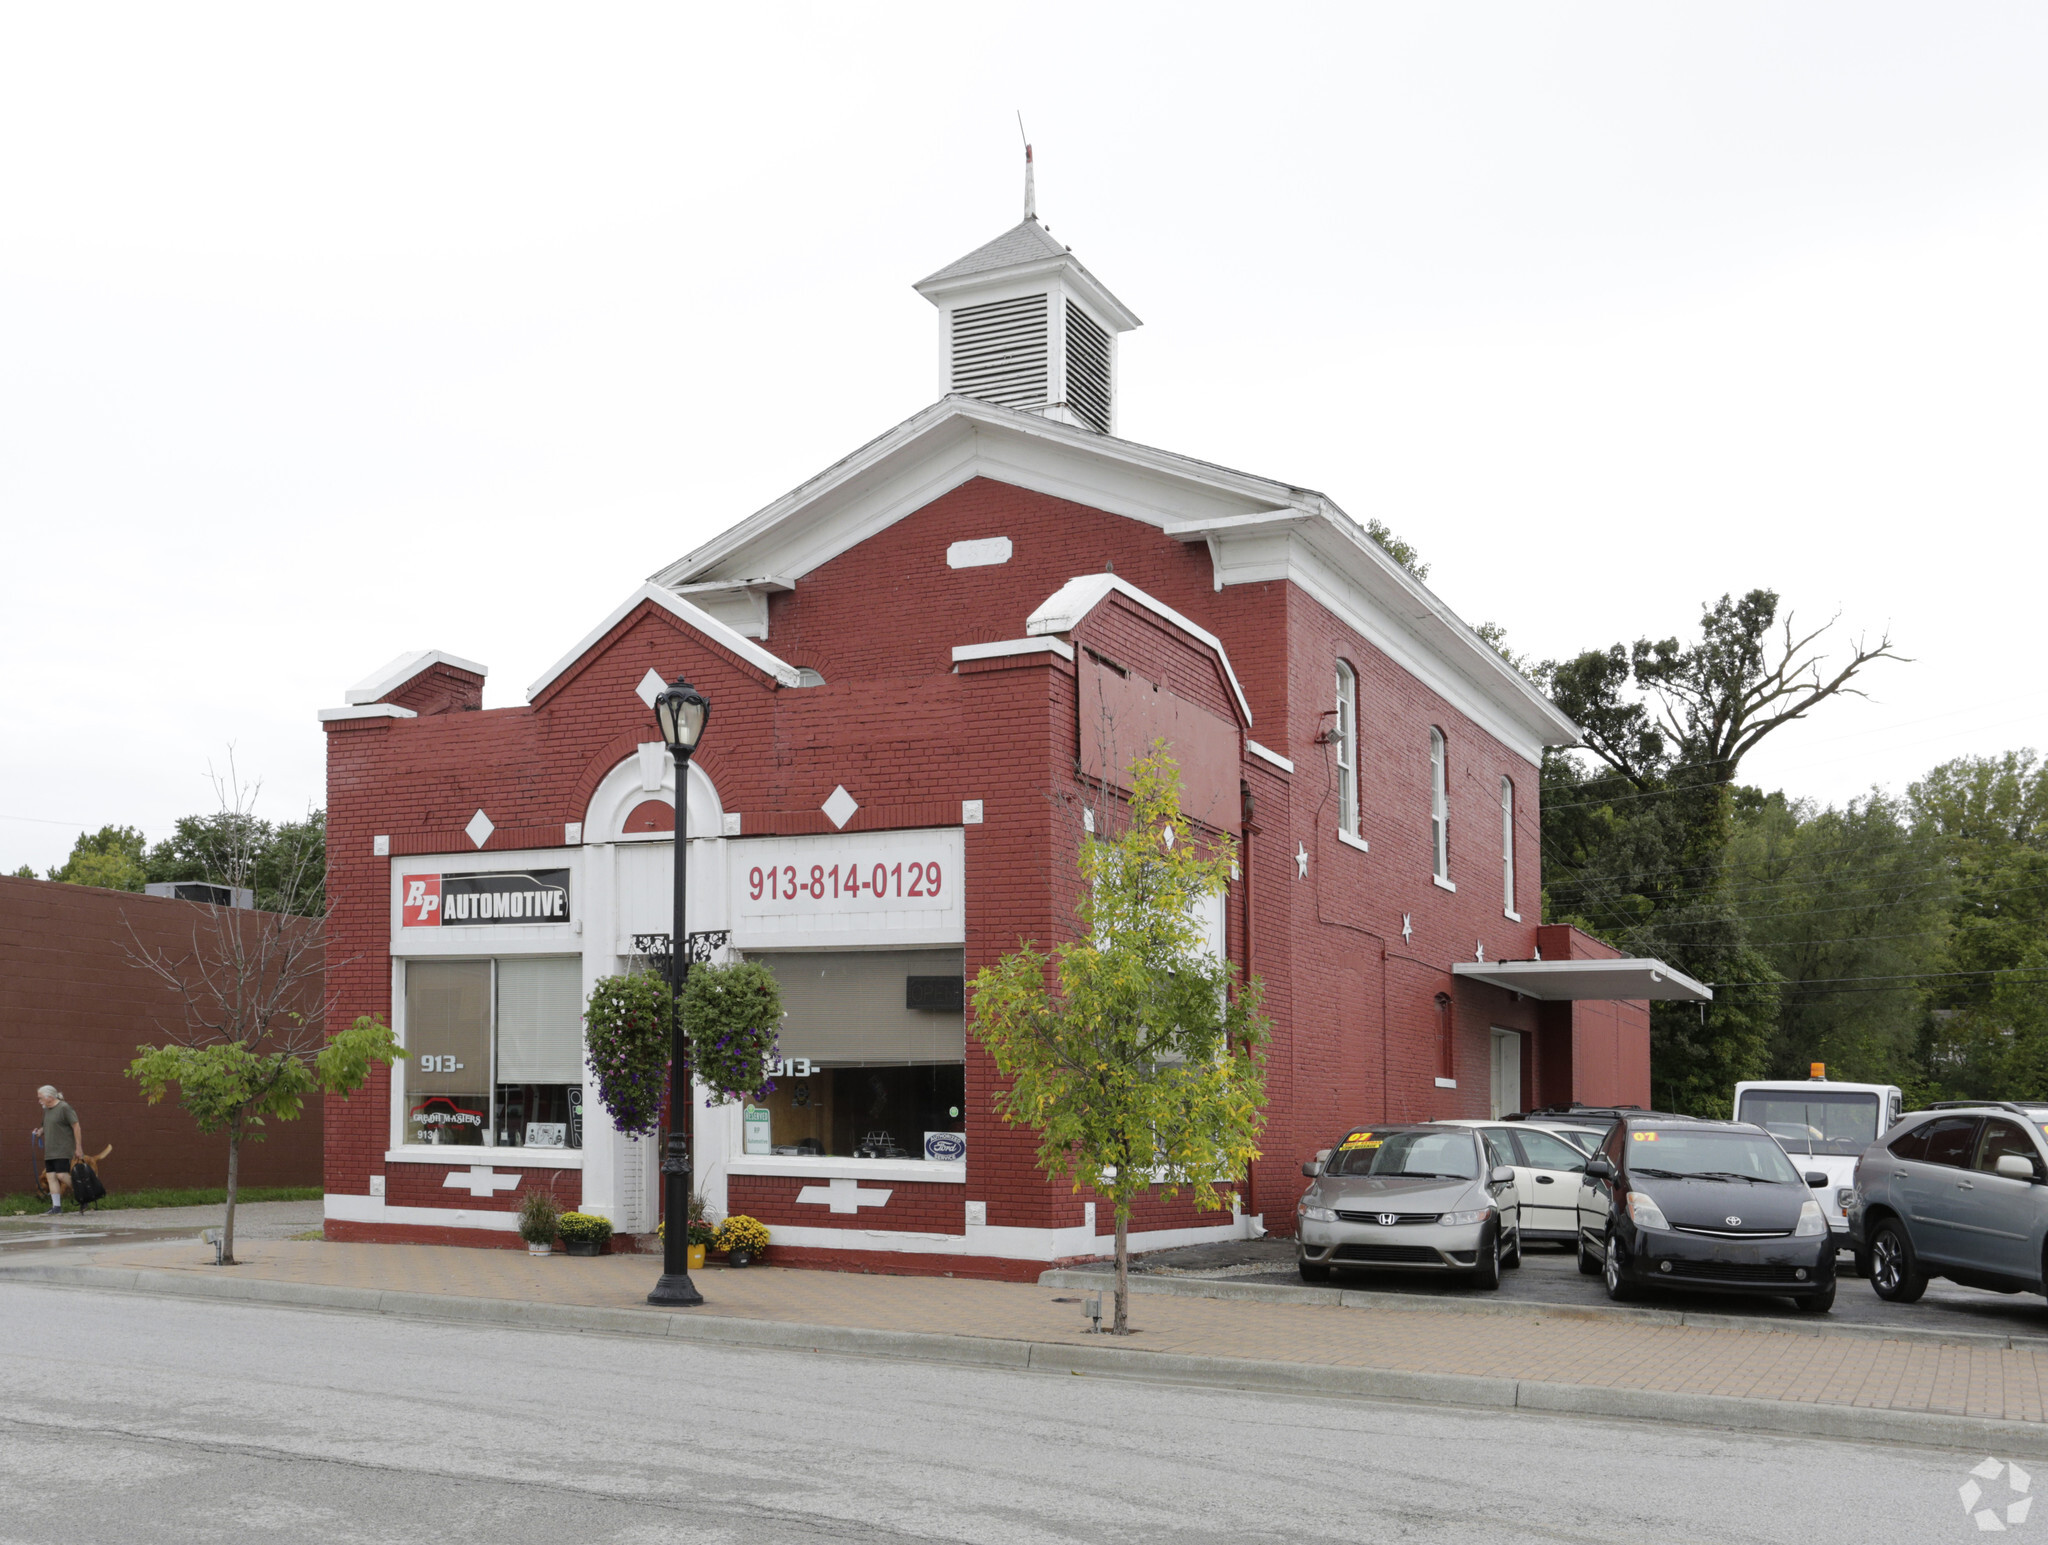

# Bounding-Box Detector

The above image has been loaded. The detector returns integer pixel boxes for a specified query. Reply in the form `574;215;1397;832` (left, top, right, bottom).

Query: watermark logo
1961;1457;2032;1531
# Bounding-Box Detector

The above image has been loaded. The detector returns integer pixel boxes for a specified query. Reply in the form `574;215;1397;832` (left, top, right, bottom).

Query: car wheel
1603;1230;1636;1301
1503;1229;1522;1269
1867;1219;1927;1304
1298;1258;1331;1284
1796;1278;1836;1313
1578;1230;1601;1276
1470;1224;1502;1291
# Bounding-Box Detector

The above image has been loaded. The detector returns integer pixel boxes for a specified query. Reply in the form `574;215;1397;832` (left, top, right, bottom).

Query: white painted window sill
1434;1077;1458;1089
1335;829;1369;854
384;1147;584;1168
1432;874;1457;893
727;1156;966;1185
1504;909;1522;923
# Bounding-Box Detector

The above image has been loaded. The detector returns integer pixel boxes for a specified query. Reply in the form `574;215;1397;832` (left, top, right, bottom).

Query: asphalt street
0;1282;1997;1544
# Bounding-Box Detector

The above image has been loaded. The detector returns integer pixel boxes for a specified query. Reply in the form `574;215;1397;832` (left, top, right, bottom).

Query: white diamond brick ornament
465;809;495;848
821;785;859;830
636;668;667;708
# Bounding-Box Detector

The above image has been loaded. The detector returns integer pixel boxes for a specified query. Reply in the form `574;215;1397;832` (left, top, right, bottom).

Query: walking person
34;1087;81;1216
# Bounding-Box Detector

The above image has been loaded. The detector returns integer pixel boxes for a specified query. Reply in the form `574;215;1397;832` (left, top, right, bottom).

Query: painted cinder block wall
0;876;324;1191
322;474;1645;1270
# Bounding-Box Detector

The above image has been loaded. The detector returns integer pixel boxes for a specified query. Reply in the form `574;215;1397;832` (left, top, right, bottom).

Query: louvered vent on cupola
949;293;1050;409
1064;301;1112;434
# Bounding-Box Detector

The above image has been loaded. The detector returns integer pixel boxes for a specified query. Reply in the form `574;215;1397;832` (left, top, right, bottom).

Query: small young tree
971;745;1268;1334
123;755;397;1262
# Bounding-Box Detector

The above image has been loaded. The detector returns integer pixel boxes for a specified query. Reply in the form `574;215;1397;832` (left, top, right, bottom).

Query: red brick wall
320;472;1632;1258
0;876;324;1191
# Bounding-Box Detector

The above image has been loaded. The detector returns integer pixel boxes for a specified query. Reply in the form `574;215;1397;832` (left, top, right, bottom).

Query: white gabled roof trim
317;703;418;723
951;637;1076;664
1027;573;1253;728
526;582;806;703
345;649;488;705
1246;739;1294;774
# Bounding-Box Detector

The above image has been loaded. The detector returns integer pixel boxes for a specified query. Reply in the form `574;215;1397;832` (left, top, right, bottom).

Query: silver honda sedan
1295;1124;1522;1289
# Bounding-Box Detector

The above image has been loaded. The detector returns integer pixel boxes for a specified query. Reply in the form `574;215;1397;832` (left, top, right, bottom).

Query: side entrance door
1490;1029;1522;1120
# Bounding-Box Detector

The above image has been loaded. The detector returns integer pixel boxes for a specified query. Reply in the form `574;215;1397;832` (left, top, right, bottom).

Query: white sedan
1436;1120;1591;1246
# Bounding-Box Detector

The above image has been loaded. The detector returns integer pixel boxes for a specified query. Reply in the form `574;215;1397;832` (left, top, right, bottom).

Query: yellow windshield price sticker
1340;1132;1377;1149
1632;1131;1660;1142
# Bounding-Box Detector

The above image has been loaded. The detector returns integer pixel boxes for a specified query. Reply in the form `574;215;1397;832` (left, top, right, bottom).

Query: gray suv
1852;1101;2048;1302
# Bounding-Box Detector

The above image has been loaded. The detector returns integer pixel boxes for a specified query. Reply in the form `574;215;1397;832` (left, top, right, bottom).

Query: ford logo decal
924;1132;967;1162
1725;1216;1742;1226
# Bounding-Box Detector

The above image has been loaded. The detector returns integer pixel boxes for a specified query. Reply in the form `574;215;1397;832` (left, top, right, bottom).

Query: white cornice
951;637;1076;664
345;649;488;705
1027;573;1253;729
525;582;805;703
1246;740;1294;774
649;396;1575;760
317;703;418;723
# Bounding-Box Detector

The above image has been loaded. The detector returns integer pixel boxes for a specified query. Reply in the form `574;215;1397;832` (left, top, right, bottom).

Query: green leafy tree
48;824;148;891
1365;518;1428;580
8;865;33;880
971;746;1269;1334
131;1016;402;1261
1544;592;1903;1110
147;808;326;917
122;759;359;1261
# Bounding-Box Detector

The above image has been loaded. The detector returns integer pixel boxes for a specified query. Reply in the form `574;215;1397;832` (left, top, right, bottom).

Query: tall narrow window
1430;728;1450;882
1501;775;1516;916
1335;662;1358;837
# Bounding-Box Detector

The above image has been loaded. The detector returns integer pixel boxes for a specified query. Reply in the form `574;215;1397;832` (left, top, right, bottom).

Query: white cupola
912;143;1141;435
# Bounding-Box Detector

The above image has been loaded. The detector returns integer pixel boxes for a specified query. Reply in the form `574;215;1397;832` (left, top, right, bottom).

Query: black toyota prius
1576;1114;1839;1311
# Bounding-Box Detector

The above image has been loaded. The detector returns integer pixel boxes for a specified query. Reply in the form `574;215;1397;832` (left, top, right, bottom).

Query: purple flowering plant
582;971;671;1137
680;959;784;1106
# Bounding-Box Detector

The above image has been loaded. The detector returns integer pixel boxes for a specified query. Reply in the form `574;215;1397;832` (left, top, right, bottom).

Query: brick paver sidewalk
64;1237;2048;1426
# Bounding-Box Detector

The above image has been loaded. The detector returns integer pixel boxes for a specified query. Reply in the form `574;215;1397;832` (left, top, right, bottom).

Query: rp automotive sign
401;869;571;927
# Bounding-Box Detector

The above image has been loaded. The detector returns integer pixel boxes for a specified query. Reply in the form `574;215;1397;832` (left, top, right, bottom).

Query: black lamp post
648;673;710;1308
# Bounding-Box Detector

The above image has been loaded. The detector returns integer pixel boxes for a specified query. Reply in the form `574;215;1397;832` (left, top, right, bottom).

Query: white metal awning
1451;957;1712;1002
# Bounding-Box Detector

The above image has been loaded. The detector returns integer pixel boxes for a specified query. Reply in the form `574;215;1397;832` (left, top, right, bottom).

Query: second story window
1430;728;1450;884
1501;775;1517;917
1335;662;1358;837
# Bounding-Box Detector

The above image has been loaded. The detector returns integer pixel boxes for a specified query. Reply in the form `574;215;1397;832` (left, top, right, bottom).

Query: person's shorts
43;1159;69;1174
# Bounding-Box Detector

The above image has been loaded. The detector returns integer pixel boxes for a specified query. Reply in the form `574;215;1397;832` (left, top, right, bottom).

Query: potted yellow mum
716;1214;770;1268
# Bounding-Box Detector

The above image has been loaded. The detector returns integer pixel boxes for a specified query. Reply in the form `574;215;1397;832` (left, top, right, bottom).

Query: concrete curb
1038;1267;2048;1354
5;1260;2045;1456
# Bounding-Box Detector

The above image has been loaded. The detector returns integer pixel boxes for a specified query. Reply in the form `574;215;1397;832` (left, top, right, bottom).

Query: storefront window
403;957;584;1149
747;949;965;1160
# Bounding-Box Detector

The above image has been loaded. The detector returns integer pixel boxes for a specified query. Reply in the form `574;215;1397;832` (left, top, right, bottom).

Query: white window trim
1504;908;1522;923
1433;873;1458;893
1335;662;1358;837
1500;774;1516;917
1434;1077;1458;1089
385;1146;583;1169
727;1156;967;1185
1336;829;1370;854
1429;727;1450;883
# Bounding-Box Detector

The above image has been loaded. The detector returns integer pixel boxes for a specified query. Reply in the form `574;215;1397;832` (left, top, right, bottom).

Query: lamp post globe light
648;674;710;1308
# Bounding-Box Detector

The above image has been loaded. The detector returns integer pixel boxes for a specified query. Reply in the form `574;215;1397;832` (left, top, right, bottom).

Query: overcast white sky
4;4;2045;872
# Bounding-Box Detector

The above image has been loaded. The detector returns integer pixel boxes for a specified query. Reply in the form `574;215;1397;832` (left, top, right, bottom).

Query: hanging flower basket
681;961;784;1106
583;973;671;1136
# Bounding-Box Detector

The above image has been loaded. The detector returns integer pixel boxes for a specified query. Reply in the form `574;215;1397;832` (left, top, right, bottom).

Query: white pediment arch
584;746;725;844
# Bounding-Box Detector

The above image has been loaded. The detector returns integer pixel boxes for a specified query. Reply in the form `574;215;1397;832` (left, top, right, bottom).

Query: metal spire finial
1018;113;1035;221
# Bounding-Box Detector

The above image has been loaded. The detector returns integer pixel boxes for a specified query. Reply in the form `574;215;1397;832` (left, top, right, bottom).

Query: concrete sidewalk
9;1235;2048;1455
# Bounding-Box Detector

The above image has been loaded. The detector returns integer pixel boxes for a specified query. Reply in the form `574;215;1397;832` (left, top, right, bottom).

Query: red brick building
318;199;1701;1275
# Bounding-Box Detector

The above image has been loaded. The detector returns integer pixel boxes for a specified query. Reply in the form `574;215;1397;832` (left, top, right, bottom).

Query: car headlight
1298;1204;1337;1223
1627;1192;1670;1231
1795;1199;1827;1237
1440;1207;1494;1227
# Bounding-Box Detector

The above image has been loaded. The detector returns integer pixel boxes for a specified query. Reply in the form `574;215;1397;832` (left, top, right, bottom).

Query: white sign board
742;1106;771;1156
729;828;965;949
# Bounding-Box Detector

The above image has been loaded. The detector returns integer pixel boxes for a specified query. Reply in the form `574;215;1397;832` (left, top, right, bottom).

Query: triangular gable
525;581;805;705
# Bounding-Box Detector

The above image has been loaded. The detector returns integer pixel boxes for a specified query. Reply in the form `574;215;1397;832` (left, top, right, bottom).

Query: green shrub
518;1189;562;1246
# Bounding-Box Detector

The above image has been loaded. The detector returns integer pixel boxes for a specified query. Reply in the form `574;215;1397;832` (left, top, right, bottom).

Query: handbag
69;1158;107;1208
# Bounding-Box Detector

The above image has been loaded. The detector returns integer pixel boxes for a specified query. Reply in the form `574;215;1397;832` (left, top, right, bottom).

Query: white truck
1732;1067;1904;1243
